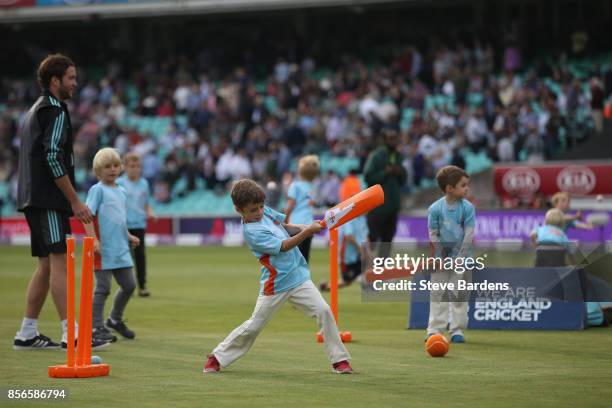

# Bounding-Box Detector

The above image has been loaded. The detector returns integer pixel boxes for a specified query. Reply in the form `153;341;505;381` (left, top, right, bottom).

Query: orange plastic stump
48;364;110;378
49;237;110;379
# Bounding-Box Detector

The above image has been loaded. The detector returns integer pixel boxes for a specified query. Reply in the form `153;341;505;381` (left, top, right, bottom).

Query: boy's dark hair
37;54;75;90
436;165;469;193
231;179;266;208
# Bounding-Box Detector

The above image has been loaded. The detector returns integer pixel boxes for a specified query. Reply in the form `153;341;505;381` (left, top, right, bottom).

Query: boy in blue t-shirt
427;165;476;343
530;208;571;266
204;179;352;374
117;152;155;297
83;148;140;342
285;155;319;262
530;209;570;247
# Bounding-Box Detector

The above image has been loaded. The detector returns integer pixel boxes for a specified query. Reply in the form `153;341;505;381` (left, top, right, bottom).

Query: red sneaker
332;360;353;374
203;354;221;373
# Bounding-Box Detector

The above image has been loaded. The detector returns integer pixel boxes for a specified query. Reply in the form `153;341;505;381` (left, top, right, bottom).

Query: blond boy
285;155;319;262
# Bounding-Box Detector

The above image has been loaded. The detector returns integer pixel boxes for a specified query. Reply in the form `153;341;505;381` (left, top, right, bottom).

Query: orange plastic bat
320;184;384;229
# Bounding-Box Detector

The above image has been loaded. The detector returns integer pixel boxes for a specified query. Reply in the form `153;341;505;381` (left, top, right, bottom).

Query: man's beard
58;84;72;100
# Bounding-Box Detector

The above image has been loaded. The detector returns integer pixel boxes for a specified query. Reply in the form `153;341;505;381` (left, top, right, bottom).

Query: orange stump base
316;331;352;343
48;364;110;378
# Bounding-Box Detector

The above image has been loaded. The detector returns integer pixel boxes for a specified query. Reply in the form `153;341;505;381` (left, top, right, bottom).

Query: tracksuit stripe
47;116;61;176
48;112;65;177
53;211;61;243
56;212;61;243
54;112;65;175
47;211;55;244
48;210;60;244
48;115;61;176
50;211;58;243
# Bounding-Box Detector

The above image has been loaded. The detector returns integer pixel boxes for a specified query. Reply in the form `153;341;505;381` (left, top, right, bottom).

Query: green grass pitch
0;245;610;407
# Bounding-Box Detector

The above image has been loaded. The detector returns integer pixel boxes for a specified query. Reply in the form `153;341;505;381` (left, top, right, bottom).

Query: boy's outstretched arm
281;222;323;252
564;212;592;229
282;223;307;237
574;221;593;230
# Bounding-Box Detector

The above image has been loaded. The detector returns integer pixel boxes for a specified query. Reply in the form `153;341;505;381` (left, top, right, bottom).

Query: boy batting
204;179;353;374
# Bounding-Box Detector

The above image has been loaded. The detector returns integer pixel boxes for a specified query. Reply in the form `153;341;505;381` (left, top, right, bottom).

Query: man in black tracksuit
13;54;107;350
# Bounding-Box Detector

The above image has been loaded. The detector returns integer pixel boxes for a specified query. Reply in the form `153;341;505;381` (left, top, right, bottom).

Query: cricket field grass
1;245;610;407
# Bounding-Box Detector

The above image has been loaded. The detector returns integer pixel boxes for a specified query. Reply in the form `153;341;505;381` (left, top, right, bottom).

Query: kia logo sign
556;166;596;195
502;167;541;196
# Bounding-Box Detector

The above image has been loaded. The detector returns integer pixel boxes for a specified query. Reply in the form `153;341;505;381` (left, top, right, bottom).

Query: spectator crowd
1;37;611;210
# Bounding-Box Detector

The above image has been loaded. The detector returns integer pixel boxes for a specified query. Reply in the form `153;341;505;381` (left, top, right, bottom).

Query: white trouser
427;270;470;336
213;280;351;367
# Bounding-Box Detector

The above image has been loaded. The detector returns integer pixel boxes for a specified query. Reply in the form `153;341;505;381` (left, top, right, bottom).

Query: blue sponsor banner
36;0;127;6
408;267;586;330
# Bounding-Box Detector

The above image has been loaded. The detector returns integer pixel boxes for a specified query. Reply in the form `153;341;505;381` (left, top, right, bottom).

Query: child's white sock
17;318;38;339
61;320;78;343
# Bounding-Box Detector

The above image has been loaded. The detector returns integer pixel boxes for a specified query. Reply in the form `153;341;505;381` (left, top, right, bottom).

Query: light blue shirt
117;175;151;229
86;182;133;270
339;216;369;265
533;225;569;247
428;197;476;257
243;206;310;296
287;180;315;225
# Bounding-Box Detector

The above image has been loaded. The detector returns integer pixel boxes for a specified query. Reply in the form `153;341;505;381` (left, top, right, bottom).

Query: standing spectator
363;128;406;257
590;78;605;133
